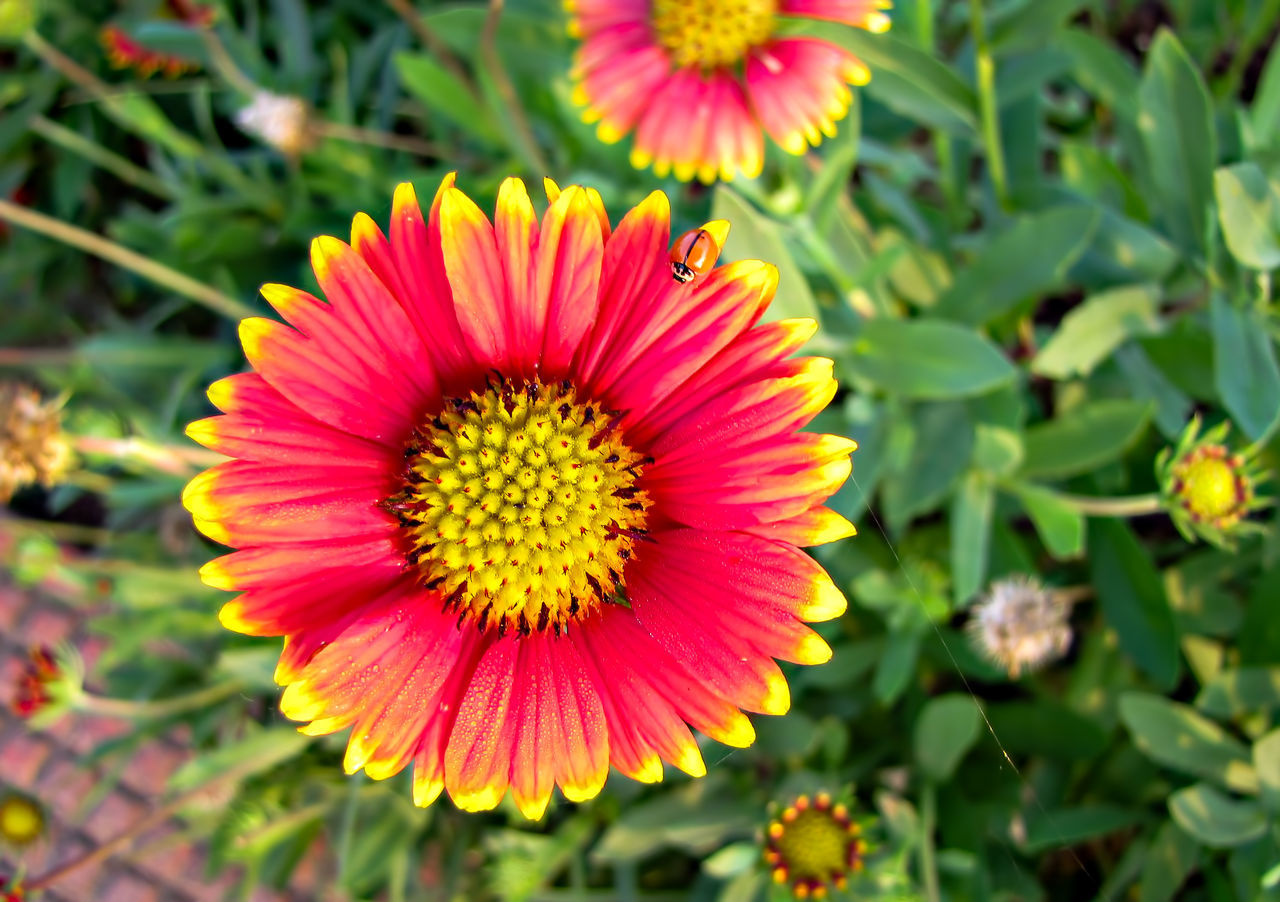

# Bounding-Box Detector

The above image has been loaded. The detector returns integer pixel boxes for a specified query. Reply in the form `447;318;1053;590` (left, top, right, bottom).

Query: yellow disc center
388;379;650;637
775;809;852;880
1178;453;1242;523
0;795;44;846
650;0;778;69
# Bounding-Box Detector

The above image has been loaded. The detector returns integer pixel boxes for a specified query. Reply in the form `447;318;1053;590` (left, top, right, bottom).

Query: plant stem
29;116;175;199
1054;492;1163;517
0;197;255;321
74;681;245;720
72;435;226;475
479;0;550;175
967;0;1009;209
312;121;442;157
385;0;476;98
199;27;260;97
920;782;941;902
917;0;960;225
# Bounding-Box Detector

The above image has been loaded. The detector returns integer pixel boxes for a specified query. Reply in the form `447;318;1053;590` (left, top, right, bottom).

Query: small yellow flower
0;794;44;847
1157;417;1269;548
0;383;72;503
764;792;865;898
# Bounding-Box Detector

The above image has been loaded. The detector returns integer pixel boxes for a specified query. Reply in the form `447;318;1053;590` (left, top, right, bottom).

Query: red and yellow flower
184;175;854;818
765;792;865;897
568;0;890;182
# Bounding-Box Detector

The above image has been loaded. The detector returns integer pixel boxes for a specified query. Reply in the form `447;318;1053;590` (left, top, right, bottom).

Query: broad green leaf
880;401;975;530
101;92;202;158
1058;29;1141;116
1137;30;1216;254
935;206;1099;325
1255;729;1280;814
1169;784;1268;848
1119;693;1258;793
1214;164;1280;270
915;694;982;781
395;52;503;144
986;701;1107;759
1010;483;1085;557
971;424;1023;476
1019;400;1152;479
711;186;820;325
873;630;921;705
1031;285;1162;378
1240;564;1280;665
950;472;994;605
990;0;1091;54
1211;294;1280;441
1090;523;1179;688
1197;668;1280;719
788;23;977;134
1113;344;1194;440
1247;34;1280;151
1021;805;1142;854
846;318;1016;401
1140;821;1201;902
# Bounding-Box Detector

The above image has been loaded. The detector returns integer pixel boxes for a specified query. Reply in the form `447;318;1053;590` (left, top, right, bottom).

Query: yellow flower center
0;795;44;846
650;0;778;69
775;809;853;880
388;379;650;637
1176;449;1246;525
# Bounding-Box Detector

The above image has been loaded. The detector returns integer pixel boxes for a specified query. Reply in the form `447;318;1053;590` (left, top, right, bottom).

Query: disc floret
1157;416;1269;549
650;0;779;70
387;378;651;636
765;792;865;898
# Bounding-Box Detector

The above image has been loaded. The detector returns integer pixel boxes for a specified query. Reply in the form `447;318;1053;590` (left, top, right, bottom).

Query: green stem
917;0;960;225
968;0;1009;209
74;681;245;720
1054;492;1163;517
0;197;255;321
479;0;550;175
920;782;941;902
71;434;226;475
29;116;175;199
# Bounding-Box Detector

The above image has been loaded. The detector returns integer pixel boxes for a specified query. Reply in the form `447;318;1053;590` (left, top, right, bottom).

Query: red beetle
669;228;719;283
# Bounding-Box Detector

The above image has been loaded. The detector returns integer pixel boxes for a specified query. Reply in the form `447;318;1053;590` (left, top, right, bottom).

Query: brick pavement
0;579;339;901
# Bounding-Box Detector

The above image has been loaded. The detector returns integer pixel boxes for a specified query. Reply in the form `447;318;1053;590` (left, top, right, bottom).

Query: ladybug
669;228;719;283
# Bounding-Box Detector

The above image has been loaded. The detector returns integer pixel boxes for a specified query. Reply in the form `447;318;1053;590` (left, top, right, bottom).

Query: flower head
967;576;1071;678
0;383;72;503
234;91;313;156
0;794;44;847
569;0;890;182
0;875;25;902
100;25;199;77
12;646;59;718
1157;416;1268;548
0;0;35;41
184;175;855;818
764;792;864;898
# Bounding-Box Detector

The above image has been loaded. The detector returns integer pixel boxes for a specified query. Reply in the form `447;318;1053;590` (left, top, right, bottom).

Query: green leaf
1211;294;1280;442
873;630;922;705
1090;523;1180;688
1254;729;1280;814
394;52;503;144
950;472;994;605
914;694;982;781
1119;693;1258;793
1249;31;1280;150
1137;30;1216;254
1058;29;1141;117
1214;164;1280;270
711;186;820;325
990;0;1091;54
1139;821;1201;902
1031;284;1162;378
1010;483;1085;557
934;206;1099;325
593;776;756;863
1021;805;1142;854
1019;399;1152;479
787;23;977;134
1169;784;1268;848
986;701;1107;759
1240;564;1280;665
880;401;974;530
169;727;311;793
1197;668;1280;719
845;318;1016;399
972;424;1023;476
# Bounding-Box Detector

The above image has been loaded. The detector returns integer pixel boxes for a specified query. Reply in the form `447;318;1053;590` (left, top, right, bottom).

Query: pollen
386;378;651;637
650;0;778;70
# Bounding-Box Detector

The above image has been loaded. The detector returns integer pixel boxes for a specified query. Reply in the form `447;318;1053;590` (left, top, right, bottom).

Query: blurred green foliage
2;0;1280;899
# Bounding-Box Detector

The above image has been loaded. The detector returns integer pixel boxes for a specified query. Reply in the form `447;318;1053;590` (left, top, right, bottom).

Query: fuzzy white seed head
235;91;312;155
967;576;1071;678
